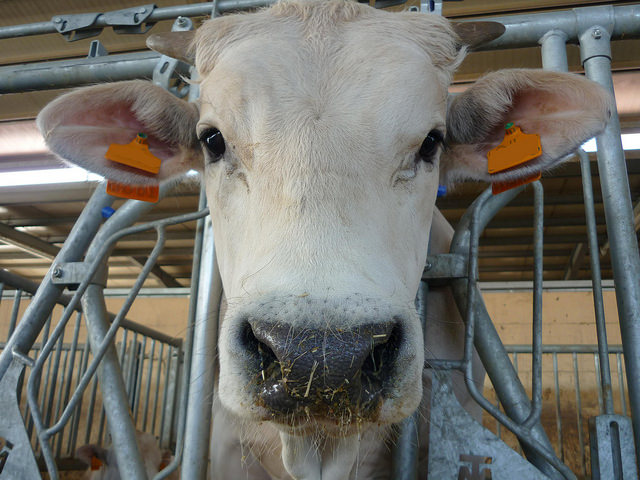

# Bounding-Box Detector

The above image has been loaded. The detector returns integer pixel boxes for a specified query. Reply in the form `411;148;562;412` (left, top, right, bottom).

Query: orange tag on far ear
90;455;103;471
488;123;542;194
107;180;159;203
492;170;542;195
105;133;162;174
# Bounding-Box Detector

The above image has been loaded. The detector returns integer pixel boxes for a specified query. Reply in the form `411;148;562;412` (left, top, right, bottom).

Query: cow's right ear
37;80;202;186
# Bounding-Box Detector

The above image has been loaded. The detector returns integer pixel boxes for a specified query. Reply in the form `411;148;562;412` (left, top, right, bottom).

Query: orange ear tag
487;123;542;195
90;455;103;471
105;133;161;202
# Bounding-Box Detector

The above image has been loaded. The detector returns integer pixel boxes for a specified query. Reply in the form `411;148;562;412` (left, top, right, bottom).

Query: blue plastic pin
101;206;116;219
437;185;447;198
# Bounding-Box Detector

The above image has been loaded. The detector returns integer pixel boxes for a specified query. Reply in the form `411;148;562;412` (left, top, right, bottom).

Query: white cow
38;1;612;478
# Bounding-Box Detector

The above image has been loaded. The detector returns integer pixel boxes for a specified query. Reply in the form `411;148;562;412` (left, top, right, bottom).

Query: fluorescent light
582;133;640;152
0;167;103;187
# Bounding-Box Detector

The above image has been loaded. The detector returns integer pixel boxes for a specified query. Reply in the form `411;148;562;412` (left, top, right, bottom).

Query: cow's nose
243;319;400;418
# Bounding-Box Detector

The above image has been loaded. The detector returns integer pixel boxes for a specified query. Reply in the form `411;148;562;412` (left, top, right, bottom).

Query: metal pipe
578;149;615;415
0;0;271;40
572;353;587;477
182;217;222;479
155;186;206;479
0;52;162;93
0;185;114;382
477;5;640;51
2;4;639;95
450;187;565;478
580;25;640;463
82;284;148;479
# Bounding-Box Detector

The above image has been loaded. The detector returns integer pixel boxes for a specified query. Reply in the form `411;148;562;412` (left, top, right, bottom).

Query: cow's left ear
37;80;202;186
440;69;613;186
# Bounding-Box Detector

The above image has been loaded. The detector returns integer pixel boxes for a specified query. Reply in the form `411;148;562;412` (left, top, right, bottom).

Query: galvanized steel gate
0;2;639;479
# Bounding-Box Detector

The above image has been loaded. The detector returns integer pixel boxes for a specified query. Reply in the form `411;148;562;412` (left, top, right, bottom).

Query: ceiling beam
0;222;58;259
563;242;588;281
0;222;182;288
130;256;183;288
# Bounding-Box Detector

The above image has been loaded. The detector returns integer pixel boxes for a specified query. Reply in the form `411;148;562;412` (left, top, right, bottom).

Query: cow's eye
418;130;444;163
199;128;225;161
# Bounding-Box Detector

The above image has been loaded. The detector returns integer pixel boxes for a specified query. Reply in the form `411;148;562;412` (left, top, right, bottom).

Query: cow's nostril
239;321;278;372
361;324;401;391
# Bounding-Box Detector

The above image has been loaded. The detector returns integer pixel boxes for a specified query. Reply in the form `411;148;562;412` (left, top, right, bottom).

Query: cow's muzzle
240;318;401;422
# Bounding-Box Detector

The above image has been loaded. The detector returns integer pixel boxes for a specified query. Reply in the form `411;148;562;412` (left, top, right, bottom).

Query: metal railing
0;2;639;480
0;270;183;471
484;345;630;478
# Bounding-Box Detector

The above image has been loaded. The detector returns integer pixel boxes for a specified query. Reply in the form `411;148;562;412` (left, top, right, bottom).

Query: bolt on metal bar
580;24;640;462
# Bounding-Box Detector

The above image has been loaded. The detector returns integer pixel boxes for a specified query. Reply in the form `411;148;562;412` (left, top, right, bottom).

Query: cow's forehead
194;1;462;83
195;3;457;156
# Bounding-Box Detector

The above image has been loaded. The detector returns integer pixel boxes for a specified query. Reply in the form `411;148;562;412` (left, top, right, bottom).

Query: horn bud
146;31;196;64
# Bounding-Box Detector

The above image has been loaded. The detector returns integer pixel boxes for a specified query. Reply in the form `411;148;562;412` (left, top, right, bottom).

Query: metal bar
449;186;566;478
552;353;563;461
156;184;207;479
159;345;173;447
53;348;70;457
595;355;604;414
152;342;164;435
0;52;162;93
28;315;51;442
0;185;114;382
127;331;139;407
133;335;147;424
506;345;624;354
0;0;271;40
617;353;628;417
8;289;22;341
0;4;638;95
578;149;615;415
0;221;59;260
0;257;181;346
182;217;222;479
85;375;99;445
69;338;90;454
142;339;156;431
580;26;640;461
59;312;82;456
572;353;587;477
523;181;543;429
477;5;640;51
82;284;148;479
44;323;64;429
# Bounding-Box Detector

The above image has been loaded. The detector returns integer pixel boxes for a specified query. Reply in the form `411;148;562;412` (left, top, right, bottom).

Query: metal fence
0;271;183;471
0;1;639;480
483;345;630;479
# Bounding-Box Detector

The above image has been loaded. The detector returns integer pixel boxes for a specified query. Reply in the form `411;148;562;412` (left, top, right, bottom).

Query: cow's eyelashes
199;128;226;162
418;129;444;163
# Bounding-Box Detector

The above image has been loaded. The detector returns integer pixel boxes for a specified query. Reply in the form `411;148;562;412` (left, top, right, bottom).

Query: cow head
38;0;611;476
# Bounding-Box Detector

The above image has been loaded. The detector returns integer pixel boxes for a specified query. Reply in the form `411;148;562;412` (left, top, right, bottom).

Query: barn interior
1;0;638;287
0;1;639;478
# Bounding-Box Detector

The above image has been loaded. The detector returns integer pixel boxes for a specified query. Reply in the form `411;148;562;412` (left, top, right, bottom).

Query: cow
75;431;176;480
37;0;612;478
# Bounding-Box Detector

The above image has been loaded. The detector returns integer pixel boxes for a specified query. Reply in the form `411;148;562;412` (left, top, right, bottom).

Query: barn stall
0;0;639;478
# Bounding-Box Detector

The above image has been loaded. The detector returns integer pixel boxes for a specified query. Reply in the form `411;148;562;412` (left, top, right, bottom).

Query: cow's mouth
242;321;402;428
